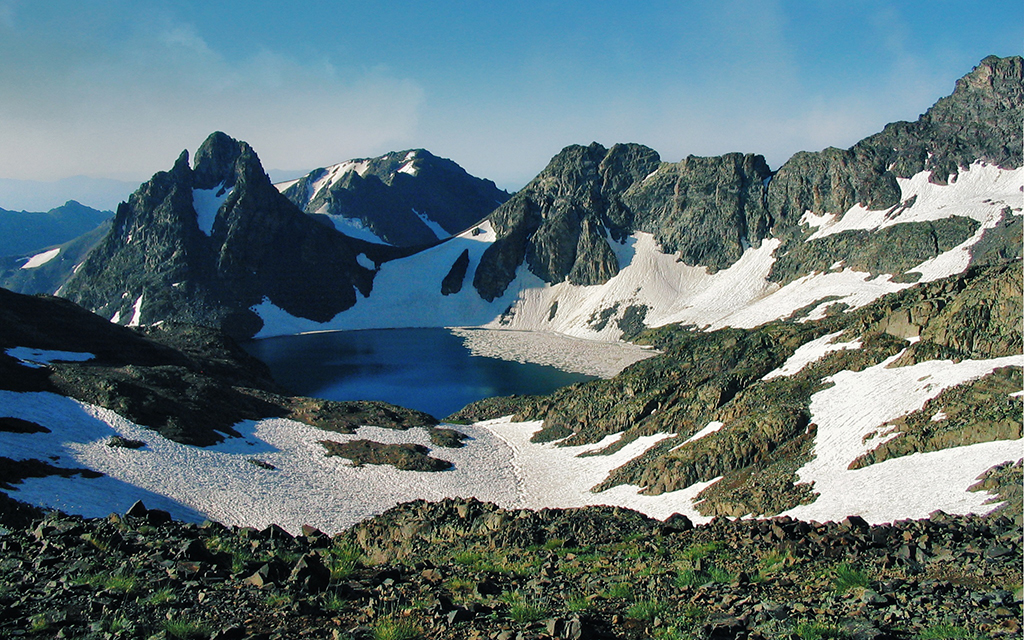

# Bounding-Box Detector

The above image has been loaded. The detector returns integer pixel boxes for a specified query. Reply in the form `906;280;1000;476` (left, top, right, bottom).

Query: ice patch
20;248;60;269
192;182;233;236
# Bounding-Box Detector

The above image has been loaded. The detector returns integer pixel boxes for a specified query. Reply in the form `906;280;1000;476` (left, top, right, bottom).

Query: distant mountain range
0;200;110;258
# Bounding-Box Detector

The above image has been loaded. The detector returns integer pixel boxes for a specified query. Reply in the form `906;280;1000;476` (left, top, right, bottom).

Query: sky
0;0;1019;210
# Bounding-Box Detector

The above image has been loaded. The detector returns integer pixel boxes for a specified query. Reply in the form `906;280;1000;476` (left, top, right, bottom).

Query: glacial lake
242;328;597;419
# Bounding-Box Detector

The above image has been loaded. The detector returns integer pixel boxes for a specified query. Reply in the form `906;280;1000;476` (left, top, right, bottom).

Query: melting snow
681;421;725;445
127;294;144;327
807;163;1023;240
356;253;376;271
762;331;862;380
782;352;1023;524
20;248;60;269
308;161;371;201
450;328;656;378
413;208;447;239
324;215;389;245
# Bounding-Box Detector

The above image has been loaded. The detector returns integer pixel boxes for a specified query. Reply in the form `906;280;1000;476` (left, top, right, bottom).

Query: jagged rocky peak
191;131;246;190
474;142;777;299
58;131;378;338
280;148;510;247
769;55;1023;230
623;152;773;271
474;142;661;300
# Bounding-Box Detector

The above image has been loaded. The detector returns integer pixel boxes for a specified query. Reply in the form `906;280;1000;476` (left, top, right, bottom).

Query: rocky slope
0;496;1019;640
452;261;1022;519
279;149;510;247
0;286;446;450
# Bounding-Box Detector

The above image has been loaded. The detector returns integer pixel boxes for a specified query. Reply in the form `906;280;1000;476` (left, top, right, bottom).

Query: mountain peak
192;132;246;191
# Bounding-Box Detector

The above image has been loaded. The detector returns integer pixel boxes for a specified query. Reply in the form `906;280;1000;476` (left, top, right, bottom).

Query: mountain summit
279;149;510;247
59;132;380;337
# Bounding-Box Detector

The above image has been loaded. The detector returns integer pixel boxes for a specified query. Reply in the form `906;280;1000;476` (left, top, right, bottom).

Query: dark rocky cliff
59;132;382;338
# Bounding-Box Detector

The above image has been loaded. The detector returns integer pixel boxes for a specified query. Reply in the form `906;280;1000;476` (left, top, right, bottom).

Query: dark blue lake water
242;328;596;419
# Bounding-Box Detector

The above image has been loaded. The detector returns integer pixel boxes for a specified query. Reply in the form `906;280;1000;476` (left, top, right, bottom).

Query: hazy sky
0;1;1018;193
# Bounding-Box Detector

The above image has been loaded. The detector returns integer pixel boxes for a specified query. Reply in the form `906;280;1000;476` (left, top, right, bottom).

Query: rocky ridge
57;132;394;338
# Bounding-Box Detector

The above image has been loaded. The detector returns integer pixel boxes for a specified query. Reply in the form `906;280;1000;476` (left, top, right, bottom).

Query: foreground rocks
0;496;1019;639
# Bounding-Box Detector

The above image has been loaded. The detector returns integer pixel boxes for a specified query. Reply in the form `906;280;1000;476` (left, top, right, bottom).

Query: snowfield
2;348;1019;532
251;164;1023;348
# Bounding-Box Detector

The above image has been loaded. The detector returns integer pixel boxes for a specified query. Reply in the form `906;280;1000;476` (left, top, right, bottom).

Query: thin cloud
0;13;423;181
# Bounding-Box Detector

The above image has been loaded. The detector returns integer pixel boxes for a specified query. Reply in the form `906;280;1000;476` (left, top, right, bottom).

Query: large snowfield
1;344;1019;533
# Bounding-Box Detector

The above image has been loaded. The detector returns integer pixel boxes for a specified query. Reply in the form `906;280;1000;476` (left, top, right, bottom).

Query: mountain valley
0;55;1021;639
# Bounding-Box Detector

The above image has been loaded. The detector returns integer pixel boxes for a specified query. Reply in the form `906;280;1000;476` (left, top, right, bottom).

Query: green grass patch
501;591;548;623
794;621;849;639
602;582;633;599
679;541;723;562
324;542;363;581
163;617;211;639
372;616;421;640
627;599;668;621
832;563;869;594
141;586;176;606
915;625;987;639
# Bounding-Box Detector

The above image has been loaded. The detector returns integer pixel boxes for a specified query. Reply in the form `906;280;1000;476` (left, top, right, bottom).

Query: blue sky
0;0;1018;201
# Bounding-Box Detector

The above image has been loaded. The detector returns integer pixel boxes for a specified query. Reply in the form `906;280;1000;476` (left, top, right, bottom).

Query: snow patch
356;253;375;270
192;182;233;236
807;163;1023;240
325;215;389;245
398;161;418;176
676;421;725;448
478;418;712;522
413;208;448;239
127;294;144;327
782;353;1024;524
762;331;862;380
20;248;60;269
450;328;657;378
5;347;95;368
